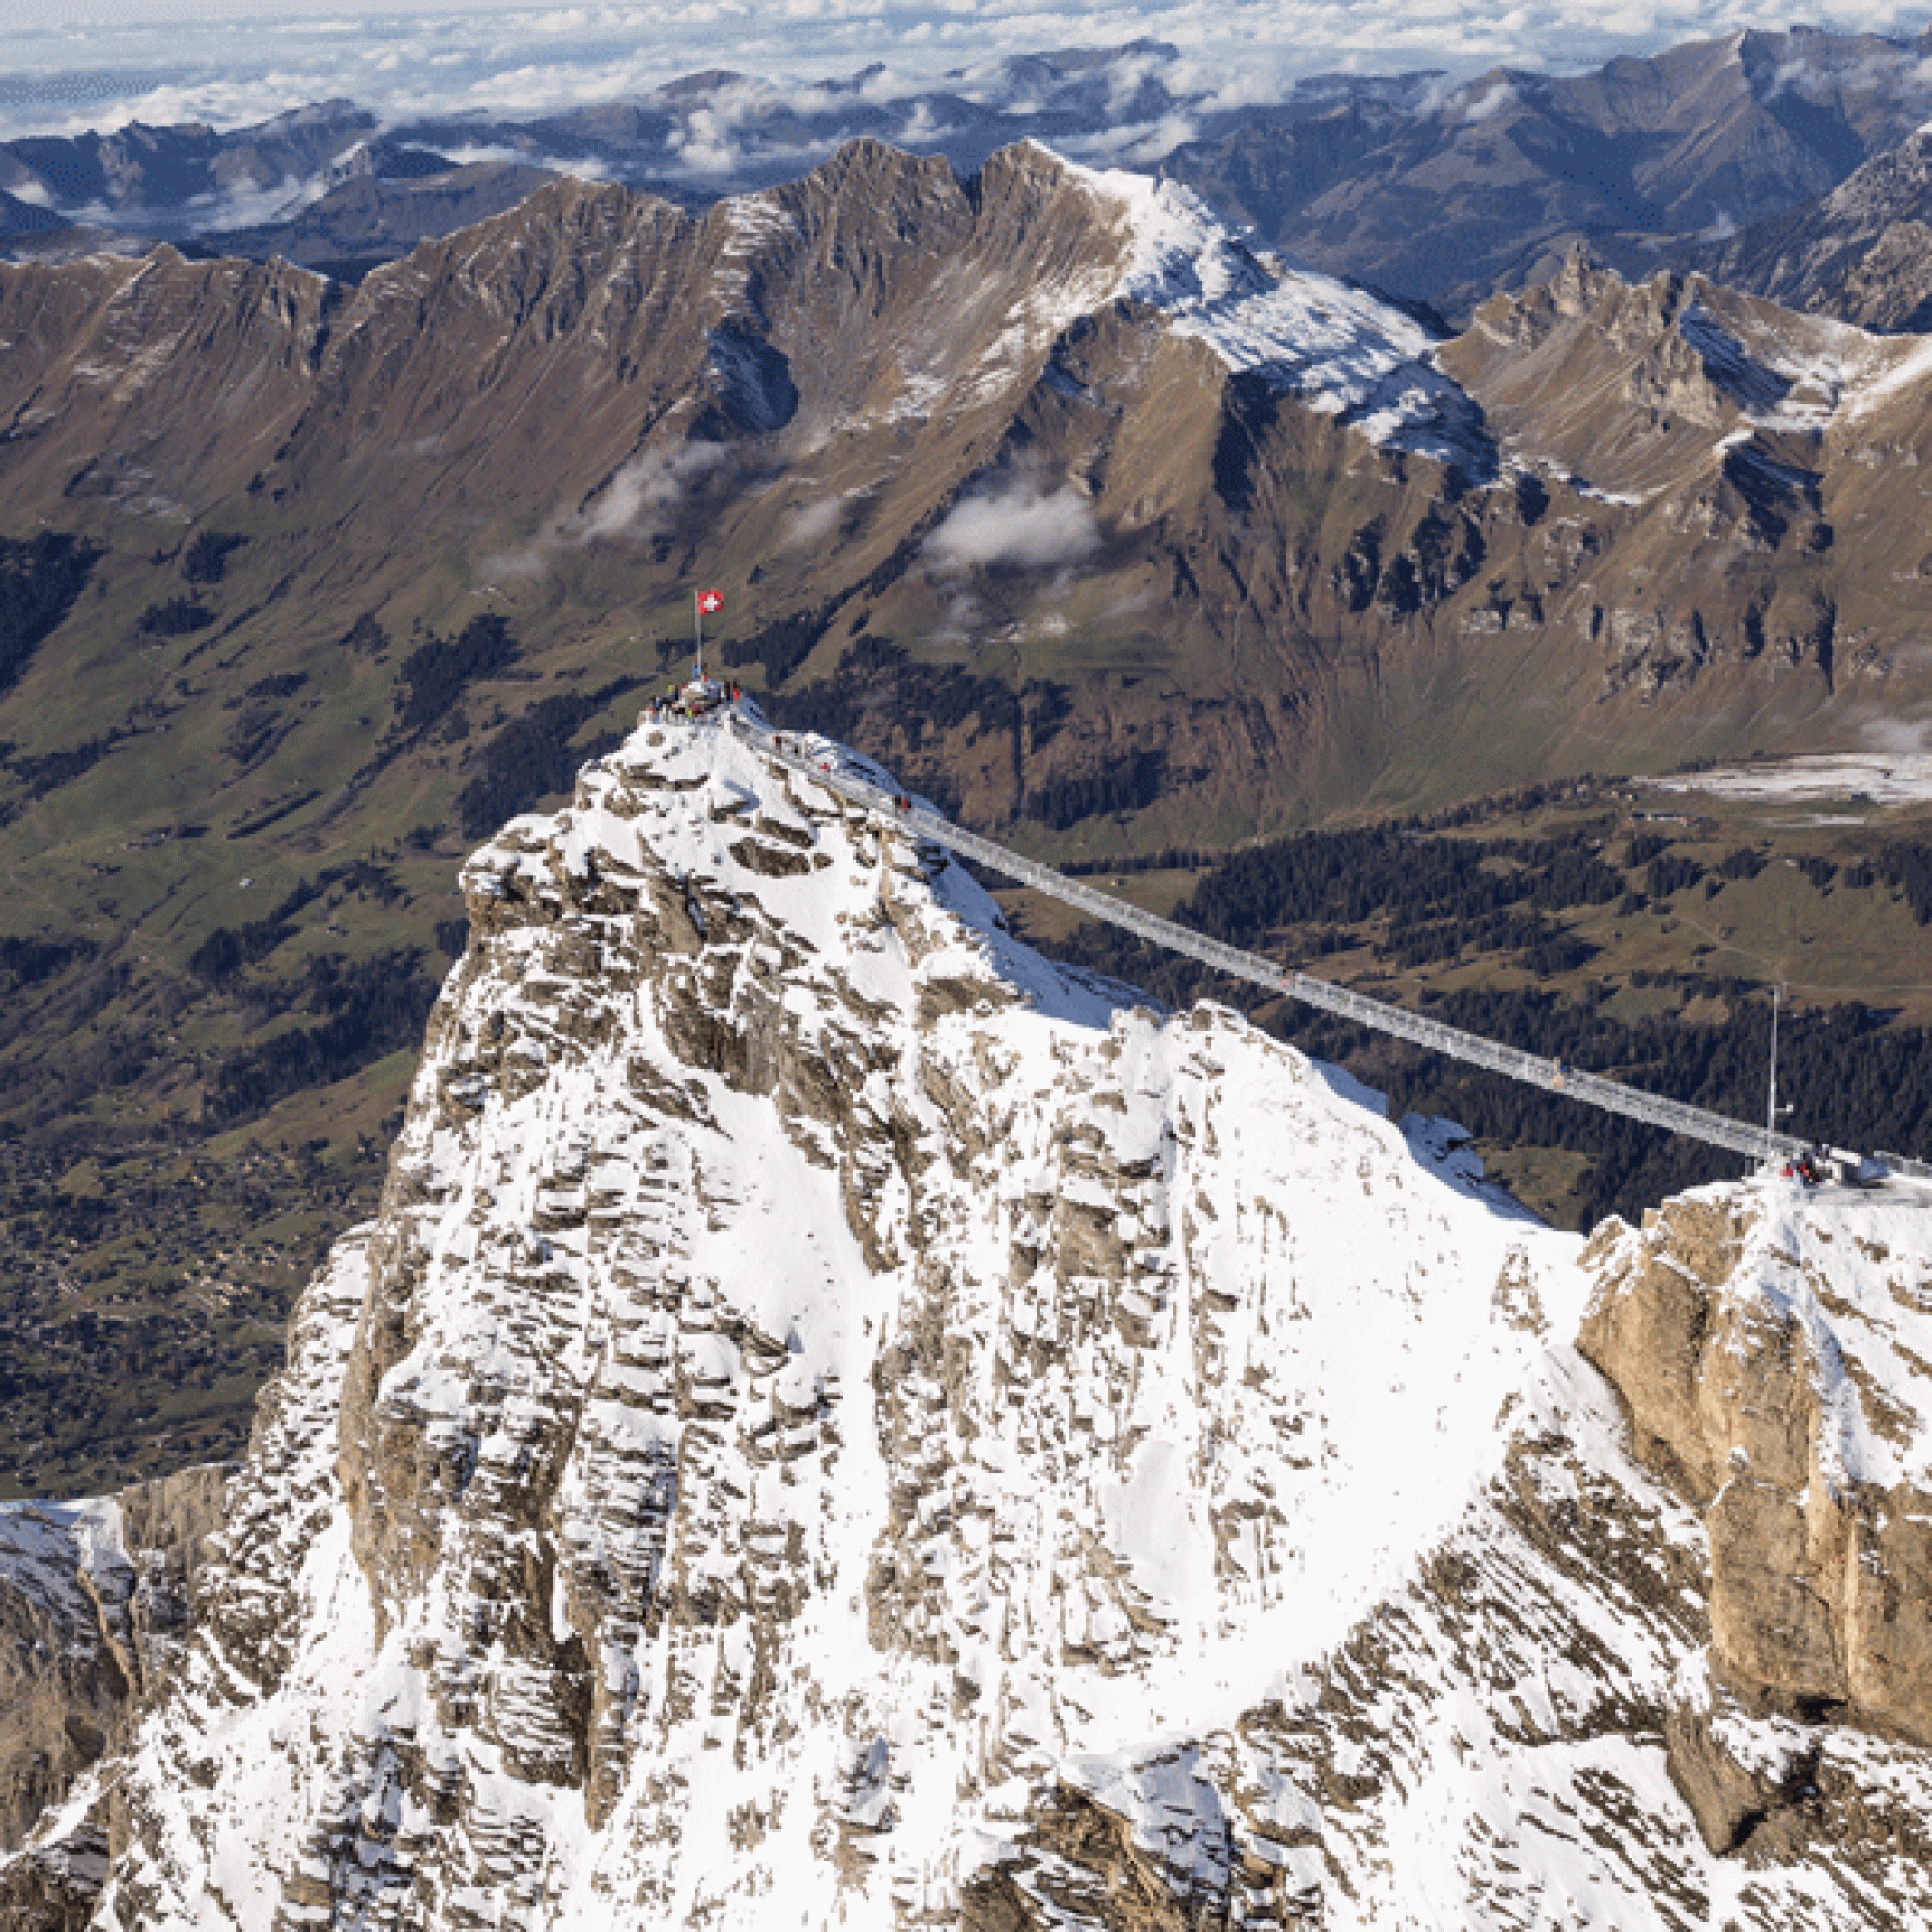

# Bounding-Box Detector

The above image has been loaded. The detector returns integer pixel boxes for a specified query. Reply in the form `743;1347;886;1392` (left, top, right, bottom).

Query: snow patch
1061;156;1494;473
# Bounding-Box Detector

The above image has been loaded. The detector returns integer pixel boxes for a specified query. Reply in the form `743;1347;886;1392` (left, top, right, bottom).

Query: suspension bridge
725;711;1912;1181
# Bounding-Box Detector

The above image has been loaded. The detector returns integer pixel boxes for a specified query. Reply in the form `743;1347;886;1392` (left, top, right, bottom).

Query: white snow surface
1649;750;1932;804
28;713;1932;1930
1059;154;1492;472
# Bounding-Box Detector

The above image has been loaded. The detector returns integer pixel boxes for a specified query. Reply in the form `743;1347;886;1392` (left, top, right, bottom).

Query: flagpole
693;588;702;684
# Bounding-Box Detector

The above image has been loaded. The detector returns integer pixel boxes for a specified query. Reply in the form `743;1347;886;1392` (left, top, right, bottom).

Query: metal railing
727;714;1856;1173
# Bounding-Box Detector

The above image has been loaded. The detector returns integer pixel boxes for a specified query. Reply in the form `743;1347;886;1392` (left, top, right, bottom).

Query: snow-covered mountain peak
11;713;1584;1926
13;716;1932;1928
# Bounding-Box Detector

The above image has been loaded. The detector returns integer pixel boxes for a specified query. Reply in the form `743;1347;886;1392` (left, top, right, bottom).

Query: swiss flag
697;589;724;614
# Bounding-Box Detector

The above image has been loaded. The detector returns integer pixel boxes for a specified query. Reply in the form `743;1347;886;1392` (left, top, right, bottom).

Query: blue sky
3;1;1931;139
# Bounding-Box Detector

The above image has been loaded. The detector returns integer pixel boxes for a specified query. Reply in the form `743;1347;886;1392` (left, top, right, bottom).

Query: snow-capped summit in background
1068;158;1487;468
9;713;1932;1928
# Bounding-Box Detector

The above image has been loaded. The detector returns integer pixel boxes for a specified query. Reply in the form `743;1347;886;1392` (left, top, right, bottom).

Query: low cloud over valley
924;476;1101;572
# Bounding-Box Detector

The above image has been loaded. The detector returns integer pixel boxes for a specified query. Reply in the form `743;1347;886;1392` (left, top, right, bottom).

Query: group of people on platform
642;679;743;722
640;682;919;812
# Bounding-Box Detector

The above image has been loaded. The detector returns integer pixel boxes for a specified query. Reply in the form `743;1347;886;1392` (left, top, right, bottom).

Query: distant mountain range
1690;125;1932;332
3;138;1931;1149
1164;25;1932;318
10;27;1932;321
9;140;1927;860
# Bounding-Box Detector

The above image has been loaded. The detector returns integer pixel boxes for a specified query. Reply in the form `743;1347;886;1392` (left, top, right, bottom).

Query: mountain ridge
7;141;1923;836
13;28;1932;320
1160;25;1932;318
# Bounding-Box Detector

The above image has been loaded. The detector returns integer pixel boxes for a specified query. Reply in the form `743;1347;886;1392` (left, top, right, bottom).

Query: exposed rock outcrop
1580;1190;1932;1750
0;1465;227;1852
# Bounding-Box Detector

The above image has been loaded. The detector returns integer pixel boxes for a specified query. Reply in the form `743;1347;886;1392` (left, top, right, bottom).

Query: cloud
925;477;1100;571
431;141;536;168
489;439;724;577
1766;46;1932;106
895;98;961;145
655;73;858;179
1103;45;1172;115
194;170;332;231
1170;61;1299;115
582;441;725;541
1063;109;1201;163
10;1;1932;159
781;497;845;548
854;64;929;104
1461;77;1517;122
1859;712;1932;755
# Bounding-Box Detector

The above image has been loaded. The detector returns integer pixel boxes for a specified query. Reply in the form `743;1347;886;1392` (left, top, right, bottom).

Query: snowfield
1649;750;1932;804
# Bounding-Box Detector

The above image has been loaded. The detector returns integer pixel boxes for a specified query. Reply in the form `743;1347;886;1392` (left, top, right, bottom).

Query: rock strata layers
0;1465;227;1850
1581;1190;1932;1748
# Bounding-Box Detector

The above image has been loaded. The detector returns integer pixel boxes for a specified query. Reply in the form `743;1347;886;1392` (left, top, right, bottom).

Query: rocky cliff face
1438;248;1932;707
0;1467;226;1858
1582;1191;1932;1751
8;714;1932;1928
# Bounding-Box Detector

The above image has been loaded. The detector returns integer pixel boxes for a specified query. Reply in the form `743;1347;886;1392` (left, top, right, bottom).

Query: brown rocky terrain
1582;1192;1932;1753
4;145;1927;863
1437;250;1930;704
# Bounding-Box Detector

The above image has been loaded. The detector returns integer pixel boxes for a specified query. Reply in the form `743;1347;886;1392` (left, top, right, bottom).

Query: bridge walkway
727;713;1868;1174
